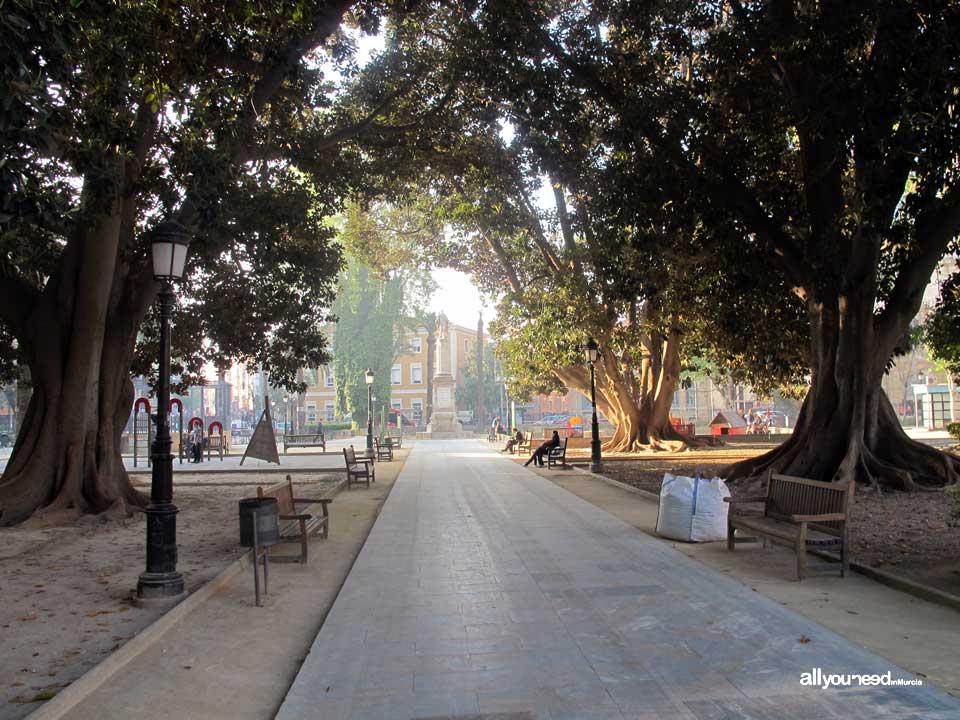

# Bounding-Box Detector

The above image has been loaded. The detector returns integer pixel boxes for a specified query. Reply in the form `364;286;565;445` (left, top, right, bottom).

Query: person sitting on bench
524;430;560;468
501;428;524;453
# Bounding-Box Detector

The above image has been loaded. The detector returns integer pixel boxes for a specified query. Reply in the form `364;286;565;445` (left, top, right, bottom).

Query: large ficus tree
456;0;960;488
0;0;433;525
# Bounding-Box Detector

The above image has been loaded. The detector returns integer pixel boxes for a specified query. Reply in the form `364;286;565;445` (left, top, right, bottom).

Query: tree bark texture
555;328;693;453
0;180;152;525
725;291;960;489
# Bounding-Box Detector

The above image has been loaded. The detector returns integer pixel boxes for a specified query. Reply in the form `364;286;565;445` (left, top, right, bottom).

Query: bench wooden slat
343;446;374;488
283;433;326;453
547;438;569;469
727;473;853;580
256;475;331;563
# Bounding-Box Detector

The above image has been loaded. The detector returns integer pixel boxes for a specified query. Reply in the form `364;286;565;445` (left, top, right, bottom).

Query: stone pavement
277;439;960;719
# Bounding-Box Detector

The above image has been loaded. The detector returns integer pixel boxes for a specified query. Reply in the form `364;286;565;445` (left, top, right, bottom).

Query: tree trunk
0;192;148;525
556;330;695;453
726;292;960;489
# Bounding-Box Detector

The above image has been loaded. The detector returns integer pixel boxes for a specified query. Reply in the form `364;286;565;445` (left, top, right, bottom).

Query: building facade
303;321;483;428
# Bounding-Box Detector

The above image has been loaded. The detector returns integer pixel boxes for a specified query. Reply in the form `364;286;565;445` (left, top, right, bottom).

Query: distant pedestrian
502;428;524;453
524;430;560;468
190;423;203;463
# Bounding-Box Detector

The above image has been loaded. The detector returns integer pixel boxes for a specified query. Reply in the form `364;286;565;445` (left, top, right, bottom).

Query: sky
428;268;495;329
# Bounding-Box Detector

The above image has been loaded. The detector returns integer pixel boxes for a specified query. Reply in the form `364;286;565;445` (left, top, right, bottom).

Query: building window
324;368;334;388
391;364;401;385
410;337;422;353
464;339;469;353
411;363;422;384
324;402;335;421
306;402;317;423
412;400;423;423
672;391;680;408
685;386;696;407
391;399;402;410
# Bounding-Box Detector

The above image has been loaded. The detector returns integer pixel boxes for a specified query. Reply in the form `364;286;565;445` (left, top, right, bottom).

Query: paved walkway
280;439;956;720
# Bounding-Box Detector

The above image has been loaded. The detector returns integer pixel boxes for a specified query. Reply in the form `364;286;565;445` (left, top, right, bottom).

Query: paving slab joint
562;465;960;614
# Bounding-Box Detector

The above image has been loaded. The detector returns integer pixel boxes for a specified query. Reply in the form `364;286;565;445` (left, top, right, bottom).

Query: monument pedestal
426;372;459;434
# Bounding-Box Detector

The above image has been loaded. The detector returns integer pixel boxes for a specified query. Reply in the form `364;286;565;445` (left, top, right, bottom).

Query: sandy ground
0;473;339;719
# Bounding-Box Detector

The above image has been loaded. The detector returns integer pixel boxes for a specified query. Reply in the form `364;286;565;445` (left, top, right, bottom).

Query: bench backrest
257;475;295;515
343;445;357;465
765;473;853;536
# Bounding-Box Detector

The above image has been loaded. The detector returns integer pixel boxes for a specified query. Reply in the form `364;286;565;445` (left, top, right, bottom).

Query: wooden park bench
516;431;534;455
206;433;226;461
547;437;569;469
387;433;402;449
343;445;375;489
375;436;393;461
726;473;854;580
256;475;331;563
283;432;326;453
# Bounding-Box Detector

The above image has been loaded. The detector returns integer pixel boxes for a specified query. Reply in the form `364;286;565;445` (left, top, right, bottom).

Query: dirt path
0;473;338;719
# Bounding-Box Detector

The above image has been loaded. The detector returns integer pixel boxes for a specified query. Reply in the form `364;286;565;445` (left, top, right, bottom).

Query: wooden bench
206;433;226;461
343;445;375;489
387;434;402;449
516;431;534;455
547;437;569;469
256;475;331;563
726;473;854;580
283;432;326;453
374;436;394;461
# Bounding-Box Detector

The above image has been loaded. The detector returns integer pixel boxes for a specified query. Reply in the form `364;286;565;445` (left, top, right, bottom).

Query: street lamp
364;368;375;459
137;221;189;602
585;337;602;474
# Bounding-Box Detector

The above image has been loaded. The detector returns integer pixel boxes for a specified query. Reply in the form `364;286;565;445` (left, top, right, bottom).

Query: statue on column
435;313;451;375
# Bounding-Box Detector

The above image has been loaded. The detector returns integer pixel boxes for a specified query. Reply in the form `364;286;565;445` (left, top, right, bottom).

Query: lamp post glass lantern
137;222;189;601
585;338;602;474
364;368;375;459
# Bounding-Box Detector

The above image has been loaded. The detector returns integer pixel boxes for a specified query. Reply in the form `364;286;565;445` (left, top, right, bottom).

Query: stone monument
426;313;460;434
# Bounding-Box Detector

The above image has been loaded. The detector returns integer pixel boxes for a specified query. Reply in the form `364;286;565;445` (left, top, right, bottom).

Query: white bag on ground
655;473;730;542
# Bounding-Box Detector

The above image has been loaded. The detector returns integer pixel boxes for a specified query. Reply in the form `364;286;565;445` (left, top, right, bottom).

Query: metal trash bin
238;497;279;606
239;497;279;547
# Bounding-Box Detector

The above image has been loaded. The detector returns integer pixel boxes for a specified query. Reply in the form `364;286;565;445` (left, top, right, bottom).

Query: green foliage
946;423;960;442
924;275;960;379
0;0;434;394
454;345;499;417
302;421;351;433
331;201;436;429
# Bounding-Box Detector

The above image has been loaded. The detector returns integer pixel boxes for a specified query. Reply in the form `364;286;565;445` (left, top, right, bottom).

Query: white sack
655;473;730;542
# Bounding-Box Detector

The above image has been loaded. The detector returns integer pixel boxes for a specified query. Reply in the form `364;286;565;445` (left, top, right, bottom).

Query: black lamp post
364;368;375;459
137;221;189;601
585;337;602;474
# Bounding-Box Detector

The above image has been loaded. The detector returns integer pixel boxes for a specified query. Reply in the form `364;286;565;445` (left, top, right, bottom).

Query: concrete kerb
561;463;960;614
25;477;348;720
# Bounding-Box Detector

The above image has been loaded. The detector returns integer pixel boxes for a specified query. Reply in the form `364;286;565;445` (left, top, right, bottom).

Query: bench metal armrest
790;513;846;523
293;498;332;505
724;496;767;504
280;513;311;521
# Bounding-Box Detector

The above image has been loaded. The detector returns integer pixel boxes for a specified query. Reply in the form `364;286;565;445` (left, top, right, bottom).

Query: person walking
524;430;560;467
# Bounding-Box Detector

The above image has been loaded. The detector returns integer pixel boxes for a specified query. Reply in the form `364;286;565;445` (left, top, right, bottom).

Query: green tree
331;201;436;429
0;0;438;524
455;346;498;419
445;0;960;488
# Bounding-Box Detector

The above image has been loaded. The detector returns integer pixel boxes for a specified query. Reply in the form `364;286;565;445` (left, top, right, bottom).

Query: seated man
524;430;560;468
501;428;524;453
